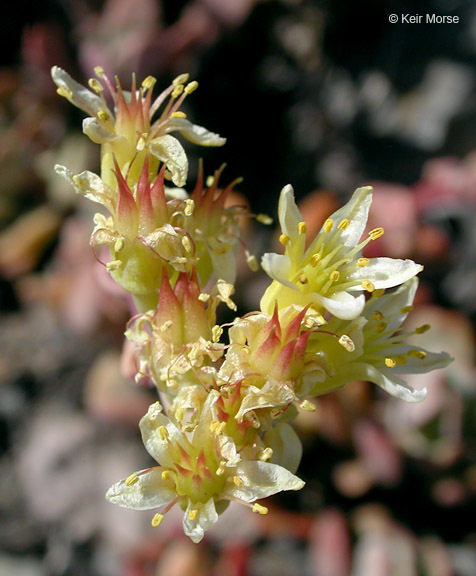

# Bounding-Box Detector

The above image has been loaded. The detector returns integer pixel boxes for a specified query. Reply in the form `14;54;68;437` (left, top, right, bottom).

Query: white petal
166;118;226;146
54;164;114;210
264;423;303;474
82;117;117;144
353;362;427;402
227;461;305;502
105;467;176;510
278;184;303;240
381;346;453;375
139;402;181;466
350;258;423;290
364;277;418;331
209;247;237;284
51;66;107;116
183;499;219;543
261;253;295;288
150;135;188;187
313;291;365;320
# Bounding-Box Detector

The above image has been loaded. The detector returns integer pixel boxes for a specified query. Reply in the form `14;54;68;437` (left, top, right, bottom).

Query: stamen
88;78;103;93
310;253;321;266
212;325;223;342
216;461;226;476
357;257;370;267
188;509;198;521
246;251;259;272
56;86;73;99
279;234;290;246
408;349;427;359
94;66;105;78
368;227;384;240
298;274;308;284
361;279;375;292
171;84;184;99
158;425;169;441
171;111;187;119
151;513;164;527
298;221;307;234
373;289;385;297
252;503;268;515
97;109;110;122
256;213;273;225
300;399;316;411
329;270;340;282
114;238;124;252
206;175;215;187
400;305;413;314
161;470;171;480
198;292;210;302
395;355;406;365
173;73;190;86
323;219;333;233
125;473;139;486
258;447;273;461
184;81;199;94
339;335;355;352
385;357;396;368
233;476;244;487
372;310;384;321
375;321;387;333
184;198;195;216
141;75;156;91
416;324;431;334
181;235;193;253
106;260;122;272
338;218;350;230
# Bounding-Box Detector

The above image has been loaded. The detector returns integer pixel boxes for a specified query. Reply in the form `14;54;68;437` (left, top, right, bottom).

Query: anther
188;509;198;521
158;426;169;441
416;324;431;334
373;289;385;297
376;321;387;333
252;503;268;515
338;218;350;230
256;214;273;225
212;325;223;343
300;399;316;411
97;109;110;122
368;227;384;240
161;470;171;480
258;447;273;461
298;274;308;284
246;252;259;272
395;355;406;365
141;75;156;91
400;305;413;314
184;81;199;94
171;84;184;99
298;221;307;235
181;236;193;253
171;111;187;119
279;234;290;246
233;476;244;487
106;260;122;272
173;73;190;86
198;293;210;302
205;175;215;187
361;279;375;292
310;253;321;266
372;310;384;321
330;270;340;282
339;335;355;352
94;66;105;78
151;513;164;527
184;198;195;216
216;461;226;476
323;219;333;233
125;473;139;486
357;257;370;267
56;86;73;99
408;349;427;359
385;357;396;368
114;238;124;252
88;78;103;93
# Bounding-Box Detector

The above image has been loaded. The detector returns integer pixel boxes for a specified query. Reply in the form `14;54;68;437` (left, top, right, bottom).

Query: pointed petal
166;118;226;146
105;467;176;510
51;66;107;116
182;499;218;543
313;291;365;320
54;165;114;212
278;185;302;241
382;346;453;374
349;258;423;290
353;362;427;402
264;423;303;474
261;253;295;288
364;277;419;331
82;117;117;144
150;135;188;187
139;402;181;466
227;461;304;502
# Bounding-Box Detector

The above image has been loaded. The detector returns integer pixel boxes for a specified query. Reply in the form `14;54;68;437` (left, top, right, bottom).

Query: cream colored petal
182;499;219;543
166;118;226;146
264;423;302;474
105;467;176;510
150;135;188;187
82;117;117;144
139;402;181;466
349;258;423;290
51;66;107;117
312;290;365;320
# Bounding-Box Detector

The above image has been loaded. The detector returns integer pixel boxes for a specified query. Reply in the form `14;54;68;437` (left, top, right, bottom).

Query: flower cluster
53;67;451;542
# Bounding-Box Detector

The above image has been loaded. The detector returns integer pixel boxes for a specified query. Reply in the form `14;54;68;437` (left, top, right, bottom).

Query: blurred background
1;0;476;574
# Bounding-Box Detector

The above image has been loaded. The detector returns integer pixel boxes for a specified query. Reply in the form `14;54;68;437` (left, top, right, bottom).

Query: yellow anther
300;399;316;412
338;218;350;230
160;320;173;332
94;66;105;78
258;447;273;462
188;509;198;521
171;111;187;119
373;289;385;297
298;221;307;235
256;213;273;225
141;75;156;91
88;78;103;93
171;84;184;99
395;355;406;365
205;175;215;187
416;324;431;334
385;357;396;368
97;109;110;123
106;260;122;272
330;270;340;282
408;349;427;359
376;321;387;333
310;253;321;266
125;473;139;486
136;135;146;151
216;461;226;476
56;86;73;99
198;292;210;302
361;279;375;292
369;227;385;240
323;219;333;233
357;257;370;267
298;274;308;284
158;426;169;441
151;513;164;527
173;73;190;86
252;503;268;515
400;305;413;314
339;335;355;352
184;80;199;94
181;235;193;253
114;238;124;252
184;198;195;216
161;470;171;480
246;252;259;272
279;234;290;246
72;175;82;187
212;325;223;343
372;310;384;321
233;476;244;487
167;379;178;389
